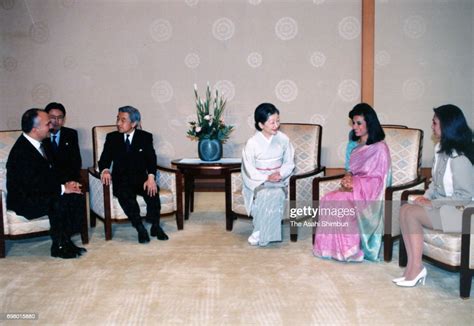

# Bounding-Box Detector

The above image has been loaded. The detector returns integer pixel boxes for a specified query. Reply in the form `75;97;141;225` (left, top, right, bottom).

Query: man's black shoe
136;224;150;243
150;224;169;241
66;239;87;255
51;242;78;259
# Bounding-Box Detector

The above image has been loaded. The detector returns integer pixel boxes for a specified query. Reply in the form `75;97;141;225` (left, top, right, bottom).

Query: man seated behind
6;109;86;259
99;106;168;243
43;102;82;183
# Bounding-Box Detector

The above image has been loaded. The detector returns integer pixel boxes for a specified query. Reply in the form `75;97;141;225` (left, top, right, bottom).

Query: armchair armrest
290;166;326;181
312;173;345;201
1;189;7;237
289;166;326;203
385;177;426;200
88;166;113;221
156;164;180;211
88;166;100;178
400;189;425;202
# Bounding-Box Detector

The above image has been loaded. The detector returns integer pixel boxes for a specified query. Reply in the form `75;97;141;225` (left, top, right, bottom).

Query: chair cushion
110;189;175;220
423;242;460;267
5;210;50;235
422;228;461;267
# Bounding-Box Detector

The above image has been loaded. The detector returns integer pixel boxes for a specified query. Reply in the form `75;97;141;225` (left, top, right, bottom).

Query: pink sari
313;141;390;262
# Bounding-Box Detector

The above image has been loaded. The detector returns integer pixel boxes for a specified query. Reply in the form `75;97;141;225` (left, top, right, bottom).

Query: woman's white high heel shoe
396;267;427;287
392;276;405;283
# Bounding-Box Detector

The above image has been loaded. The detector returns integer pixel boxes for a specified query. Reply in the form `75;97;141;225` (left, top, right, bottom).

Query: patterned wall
0;0;472;168
375;0;473;165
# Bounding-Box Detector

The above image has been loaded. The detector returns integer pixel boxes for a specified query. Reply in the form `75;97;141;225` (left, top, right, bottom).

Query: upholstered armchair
312;126;425;261
0;130;88;258
88;125;183;240
225;123;325;242
399;190;474;298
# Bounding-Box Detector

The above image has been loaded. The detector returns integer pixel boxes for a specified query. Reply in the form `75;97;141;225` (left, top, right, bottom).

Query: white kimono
242;131;295;244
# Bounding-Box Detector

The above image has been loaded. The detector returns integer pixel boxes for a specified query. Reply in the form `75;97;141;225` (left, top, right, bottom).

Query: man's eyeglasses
49;115;64;121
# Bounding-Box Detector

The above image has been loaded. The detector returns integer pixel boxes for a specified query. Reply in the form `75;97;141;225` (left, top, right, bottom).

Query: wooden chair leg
384;234;393;262
90;210;97;227
290;223;298;242
460;269;472;299
190;177;195;213
0;237;5;258
176;209;183;230
81;195;89;244
399;236;408;267
105;217;112;241
226;212;234;231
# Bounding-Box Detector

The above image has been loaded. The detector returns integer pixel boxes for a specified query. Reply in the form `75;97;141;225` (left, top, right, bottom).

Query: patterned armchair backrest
280;123;322;175
0;130;22;192
92;125;116;171
382;127;423;185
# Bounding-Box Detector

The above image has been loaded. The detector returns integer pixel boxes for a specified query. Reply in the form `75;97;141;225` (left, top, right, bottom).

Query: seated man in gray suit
98;106;168;244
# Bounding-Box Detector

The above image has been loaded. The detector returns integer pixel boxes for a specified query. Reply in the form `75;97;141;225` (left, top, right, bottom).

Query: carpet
0;193;472;325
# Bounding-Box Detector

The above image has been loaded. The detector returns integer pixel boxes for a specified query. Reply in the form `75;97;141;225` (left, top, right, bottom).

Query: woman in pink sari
313;103;391;262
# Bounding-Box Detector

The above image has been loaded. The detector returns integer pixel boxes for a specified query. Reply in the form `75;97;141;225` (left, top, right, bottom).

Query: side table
172;158;241;221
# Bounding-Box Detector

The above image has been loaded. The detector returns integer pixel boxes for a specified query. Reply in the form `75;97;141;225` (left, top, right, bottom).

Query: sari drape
314;141;390;261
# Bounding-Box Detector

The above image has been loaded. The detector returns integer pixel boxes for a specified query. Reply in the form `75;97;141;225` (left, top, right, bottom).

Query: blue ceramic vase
198;139;222;161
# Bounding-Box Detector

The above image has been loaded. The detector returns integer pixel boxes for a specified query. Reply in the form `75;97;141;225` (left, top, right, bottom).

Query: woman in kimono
242;103;295;246
313;103;391;261
394;105;473;287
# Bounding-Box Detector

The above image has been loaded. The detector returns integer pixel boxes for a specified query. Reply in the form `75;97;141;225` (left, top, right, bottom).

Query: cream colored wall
0;0;472;169
375;0;473;166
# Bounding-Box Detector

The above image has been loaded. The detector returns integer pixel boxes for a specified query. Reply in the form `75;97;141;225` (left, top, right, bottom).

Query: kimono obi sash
255;157;282;175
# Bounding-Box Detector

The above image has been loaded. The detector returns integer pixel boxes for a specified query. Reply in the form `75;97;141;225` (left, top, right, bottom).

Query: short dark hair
44;102;66;116
349;103;385;145
118;106;141;124
254;103;280;131
21;108;43;133
434;104;473;164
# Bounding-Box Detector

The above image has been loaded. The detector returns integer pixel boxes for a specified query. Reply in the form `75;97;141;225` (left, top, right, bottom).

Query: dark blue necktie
125;134;131;153
52;135;59;152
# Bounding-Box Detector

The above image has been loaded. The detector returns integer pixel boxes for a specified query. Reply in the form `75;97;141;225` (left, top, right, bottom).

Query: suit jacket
6;134;62;219
43;126;82;183
424;145;474;208
98;129;157;191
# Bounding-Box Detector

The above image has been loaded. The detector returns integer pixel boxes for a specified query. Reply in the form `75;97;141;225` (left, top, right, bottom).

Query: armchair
0;130;88;258
225;123;325;242
312;126;425;261
88;125;183;240
399;190;474;298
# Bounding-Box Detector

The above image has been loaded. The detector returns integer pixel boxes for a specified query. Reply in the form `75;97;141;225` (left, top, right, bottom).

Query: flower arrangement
187;83;234;143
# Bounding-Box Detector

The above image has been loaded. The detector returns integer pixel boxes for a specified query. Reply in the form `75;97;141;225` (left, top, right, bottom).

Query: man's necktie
125;134;131;153
52;135;59;152
39;143;48;160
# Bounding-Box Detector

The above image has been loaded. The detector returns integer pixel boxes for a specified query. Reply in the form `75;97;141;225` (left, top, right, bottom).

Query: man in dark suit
43;102;82;183
99;106;168;244
6;109;86;259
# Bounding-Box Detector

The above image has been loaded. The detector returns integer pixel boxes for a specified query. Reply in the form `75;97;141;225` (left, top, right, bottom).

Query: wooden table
172;158;241;220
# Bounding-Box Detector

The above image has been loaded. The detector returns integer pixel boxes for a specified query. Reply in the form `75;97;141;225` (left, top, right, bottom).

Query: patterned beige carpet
0;193;472;325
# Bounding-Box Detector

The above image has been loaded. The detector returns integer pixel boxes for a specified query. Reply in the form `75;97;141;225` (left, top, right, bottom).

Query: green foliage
187;84;234;143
